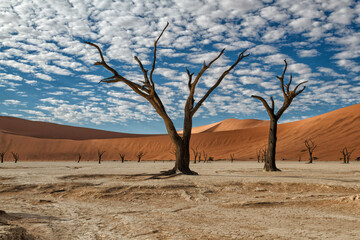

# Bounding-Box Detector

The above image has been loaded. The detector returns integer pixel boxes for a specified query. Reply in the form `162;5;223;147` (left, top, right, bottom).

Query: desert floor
0;161;359;240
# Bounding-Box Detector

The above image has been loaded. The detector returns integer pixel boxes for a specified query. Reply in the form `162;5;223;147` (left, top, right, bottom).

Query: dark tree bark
304;139;317;163
340;147;354;164
0;151;5;163
203;151;208;163
98;150;105;164
85;23;249;175
11;152;19;163
252;60;307;172
191;147;199;164
119;153;126;163
136;151;145;163
77;153;82;163
230;154;235;163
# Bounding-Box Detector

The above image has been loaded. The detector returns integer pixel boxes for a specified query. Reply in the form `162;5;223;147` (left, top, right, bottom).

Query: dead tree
230;154;235;163
119;153;126;163
340;147;354;164
191;146;199;164
136;151;145;162
256;149;261;162
304;139;317;164
85;23;249;175
198;152;202;163
77;153;82;163
260;147;267;163
203;151;208;163
251;60;307;171
11;152;19;163
98;150;105;164
0;151;6;163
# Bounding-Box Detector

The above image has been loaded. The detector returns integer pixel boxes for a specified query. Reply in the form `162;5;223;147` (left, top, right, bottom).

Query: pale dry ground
0;161;359;240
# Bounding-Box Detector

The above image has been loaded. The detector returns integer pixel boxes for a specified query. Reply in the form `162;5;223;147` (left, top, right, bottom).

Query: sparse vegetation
251;60;307;171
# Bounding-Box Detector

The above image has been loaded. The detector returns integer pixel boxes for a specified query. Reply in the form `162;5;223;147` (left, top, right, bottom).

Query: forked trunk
264;118;280;171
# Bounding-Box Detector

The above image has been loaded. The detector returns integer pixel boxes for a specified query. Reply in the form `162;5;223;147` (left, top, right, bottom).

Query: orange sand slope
0;103;359;161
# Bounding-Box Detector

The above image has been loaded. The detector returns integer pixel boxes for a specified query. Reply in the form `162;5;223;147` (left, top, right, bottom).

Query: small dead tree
136;151;145;163
230;154;235;163
119;153;126;163
304;139;317;164
252;60;307;171
198;152;202;163
203;151;208;163
0;151;6;163
191;146;199;164
340;147;354;164
11;152;19;163
77;153;82;163
98;150;105;164
256;149;261;163
85;22;249;175
260;147;267;163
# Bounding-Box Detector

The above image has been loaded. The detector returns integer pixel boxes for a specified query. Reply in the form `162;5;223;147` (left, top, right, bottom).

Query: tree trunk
264;118;280;171
309;152;313;163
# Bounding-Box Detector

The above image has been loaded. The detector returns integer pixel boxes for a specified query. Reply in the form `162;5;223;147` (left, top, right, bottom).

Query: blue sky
1;0;359;134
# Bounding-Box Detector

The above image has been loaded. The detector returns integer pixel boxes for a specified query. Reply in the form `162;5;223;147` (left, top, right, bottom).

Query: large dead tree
304;138;317;164
85;23;249;175
252;60;307;171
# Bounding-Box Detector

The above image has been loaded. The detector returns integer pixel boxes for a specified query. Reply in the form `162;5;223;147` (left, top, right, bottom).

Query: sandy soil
0;161;359;240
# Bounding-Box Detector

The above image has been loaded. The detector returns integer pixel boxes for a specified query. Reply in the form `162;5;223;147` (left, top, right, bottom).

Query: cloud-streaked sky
1;0;359;134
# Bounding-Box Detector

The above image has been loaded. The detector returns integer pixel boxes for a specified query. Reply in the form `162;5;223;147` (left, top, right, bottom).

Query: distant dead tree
0;151;6;163
260;147;267;163
11;152;19;163
304;139;317;164
203;151;208;163
97;150;105;164
252;60;307;171
191;146;199;164
340;147;354;164
230;154;235;163
256;149;261;163
136;151;145;163
119;153;126;163
77;153;82;163
85;22;249;175
198;152;202;163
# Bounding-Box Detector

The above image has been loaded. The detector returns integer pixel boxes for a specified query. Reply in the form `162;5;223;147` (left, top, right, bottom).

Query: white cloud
297;49;319;57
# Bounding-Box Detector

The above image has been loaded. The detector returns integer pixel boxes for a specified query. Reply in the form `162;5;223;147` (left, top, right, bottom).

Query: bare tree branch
251;95;275;118
150;22;169;88
192;49;249;115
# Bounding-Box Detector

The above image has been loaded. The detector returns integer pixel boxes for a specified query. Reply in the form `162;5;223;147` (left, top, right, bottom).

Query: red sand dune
0;103;359;162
